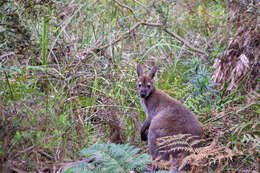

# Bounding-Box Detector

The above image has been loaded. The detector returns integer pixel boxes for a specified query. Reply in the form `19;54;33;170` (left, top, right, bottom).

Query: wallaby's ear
137;64;143;77
148;66;158;79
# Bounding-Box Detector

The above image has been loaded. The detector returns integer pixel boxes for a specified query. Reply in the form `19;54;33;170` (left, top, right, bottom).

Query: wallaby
137;65;202;172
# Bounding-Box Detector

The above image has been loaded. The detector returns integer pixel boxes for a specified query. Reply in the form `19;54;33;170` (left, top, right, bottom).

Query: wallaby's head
137;65;158;98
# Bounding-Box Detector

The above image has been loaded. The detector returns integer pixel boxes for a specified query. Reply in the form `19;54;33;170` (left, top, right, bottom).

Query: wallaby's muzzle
140;91;146;98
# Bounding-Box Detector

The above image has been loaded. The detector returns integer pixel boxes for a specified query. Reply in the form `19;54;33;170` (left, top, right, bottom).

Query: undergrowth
0;0;258;172
156;134;233;172
63;143;151;173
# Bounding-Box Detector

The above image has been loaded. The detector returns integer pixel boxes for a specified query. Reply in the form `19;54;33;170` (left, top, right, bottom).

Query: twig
81;19;207;59
141;21;163;27
100;21;163;49
59;157;94;171
38;150;55;161
81;21;145;57
0;52;15;59
10;167;28;173
113;0;138;21
125;0;207;56
99;21;145;50
164;28;207;55
141;22;207;55
20;145;35;153
133;0;158;20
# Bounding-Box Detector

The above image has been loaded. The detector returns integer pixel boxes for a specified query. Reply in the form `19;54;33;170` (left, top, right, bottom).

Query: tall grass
0;0;258;172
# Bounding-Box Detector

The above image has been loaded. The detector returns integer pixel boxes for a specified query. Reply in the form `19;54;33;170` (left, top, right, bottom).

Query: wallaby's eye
147;83;151;88
138;83;142;87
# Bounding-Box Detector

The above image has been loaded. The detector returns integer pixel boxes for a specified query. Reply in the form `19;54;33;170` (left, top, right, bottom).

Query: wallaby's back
147;88;202;161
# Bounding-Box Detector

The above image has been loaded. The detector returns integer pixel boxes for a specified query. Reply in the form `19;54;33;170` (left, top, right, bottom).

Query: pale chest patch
140;98;149;118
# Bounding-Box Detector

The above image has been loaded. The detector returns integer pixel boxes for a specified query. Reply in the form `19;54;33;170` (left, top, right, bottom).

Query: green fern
63;143;151;173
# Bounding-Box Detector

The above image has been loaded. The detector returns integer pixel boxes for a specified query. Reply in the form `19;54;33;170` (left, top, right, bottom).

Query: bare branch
164;28;207;55
80;19;207;59
113;0;138;21
141;21;163;27
133;0;207;56
99;21;144;50
38;150;55;160
141;22;207;55
133;0;158;20
0;52;15;59
81;21;145;58
10;167;28;173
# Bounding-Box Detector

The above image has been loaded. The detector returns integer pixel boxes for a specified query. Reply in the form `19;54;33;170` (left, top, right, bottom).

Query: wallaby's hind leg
148;114;193;172
148;114;177;161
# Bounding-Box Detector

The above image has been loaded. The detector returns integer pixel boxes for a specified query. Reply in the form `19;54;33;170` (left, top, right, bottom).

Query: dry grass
0;0;259;172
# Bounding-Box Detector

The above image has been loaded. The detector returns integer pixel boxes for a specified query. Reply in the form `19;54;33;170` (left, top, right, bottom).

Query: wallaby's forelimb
141;119;150;141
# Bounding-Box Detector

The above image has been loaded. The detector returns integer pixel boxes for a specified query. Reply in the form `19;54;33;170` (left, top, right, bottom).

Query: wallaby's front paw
141;130;148;141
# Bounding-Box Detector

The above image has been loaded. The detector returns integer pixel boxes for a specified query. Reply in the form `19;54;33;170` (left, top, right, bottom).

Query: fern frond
157;140;189;150
158;134;193;143
63;161;95;173
186;135;202;143
190;138;205;146
194;146;212;153
157;134;204;155
161;146;194;153
63;143;150;173
156;134;234;172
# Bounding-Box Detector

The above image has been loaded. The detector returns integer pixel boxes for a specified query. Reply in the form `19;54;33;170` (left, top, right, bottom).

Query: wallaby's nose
140;91;146;98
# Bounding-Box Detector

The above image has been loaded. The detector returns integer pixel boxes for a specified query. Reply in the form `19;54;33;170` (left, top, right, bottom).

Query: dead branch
113;0;138;21
141;21;163;27
80;19;207;59
164;28;206;55
132;0;206;55
100;21;145;50
10;167;28;173
80;21;145;58
0;52;15;59
38;150;55;161
59;157;94;171
78;0;207;59
133;0;158;20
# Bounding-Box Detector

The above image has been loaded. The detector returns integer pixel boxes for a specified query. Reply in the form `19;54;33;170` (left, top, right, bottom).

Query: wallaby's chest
140;98;149;118
140;98;157;119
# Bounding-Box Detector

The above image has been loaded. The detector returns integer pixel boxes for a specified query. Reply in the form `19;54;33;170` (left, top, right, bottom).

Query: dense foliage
0;0;259;172
63;143;151;173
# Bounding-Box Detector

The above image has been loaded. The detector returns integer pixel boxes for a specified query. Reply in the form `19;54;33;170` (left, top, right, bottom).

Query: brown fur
137;65;202;171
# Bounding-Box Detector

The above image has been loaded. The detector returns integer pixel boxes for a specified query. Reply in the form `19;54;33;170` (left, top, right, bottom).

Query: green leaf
64;143;151;173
